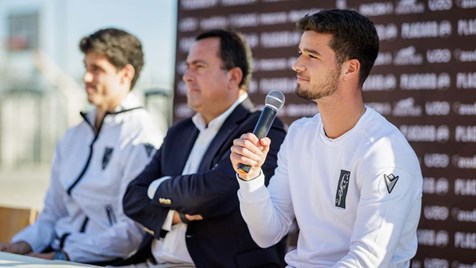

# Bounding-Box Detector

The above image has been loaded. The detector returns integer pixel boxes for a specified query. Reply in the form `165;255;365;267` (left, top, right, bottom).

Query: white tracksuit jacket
12;93;163;263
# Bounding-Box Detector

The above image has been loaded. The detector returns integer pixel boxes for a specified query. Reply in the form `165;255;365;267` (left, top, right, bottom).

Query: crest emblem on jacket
335;170;351;209
384;173;399;193
144;143;155;157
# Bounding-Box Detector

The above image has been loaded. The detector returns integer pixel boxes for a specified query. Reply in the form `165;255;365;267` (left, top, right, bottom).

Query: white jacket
13;93;163;263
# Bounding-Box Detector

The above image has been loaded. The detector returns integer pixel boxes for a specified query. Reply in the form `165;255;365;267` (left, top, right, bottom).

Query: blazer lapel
174;121;200;174
197;97;255;172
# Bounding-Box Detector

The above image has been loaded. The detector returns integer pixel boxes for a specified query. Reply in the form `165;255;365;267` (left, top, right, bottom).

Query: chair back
0;206;38;243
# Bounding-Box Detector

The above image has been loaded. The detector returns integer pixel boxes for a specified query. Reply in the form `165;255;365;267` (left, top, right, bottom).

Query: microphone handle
237;107;277;174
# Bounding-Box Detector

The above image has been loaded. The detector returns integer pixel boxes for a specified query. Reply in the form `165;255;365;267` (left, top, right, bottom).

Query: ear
120;64;135;84
227;67;243;89
342;59;360;82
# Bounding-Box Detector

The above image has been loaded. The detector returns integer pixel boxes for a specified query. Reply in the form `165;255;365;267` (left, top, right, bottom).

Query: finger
259;137;271;147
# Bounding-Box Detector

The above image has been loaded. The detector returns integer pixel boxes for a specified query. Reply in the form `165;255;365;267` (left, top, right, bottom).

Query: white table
0;251;100;267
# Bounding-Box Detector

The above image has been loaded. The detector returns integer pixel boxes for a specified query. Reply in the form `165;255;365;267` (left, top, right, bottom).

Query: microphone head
265;90;285;111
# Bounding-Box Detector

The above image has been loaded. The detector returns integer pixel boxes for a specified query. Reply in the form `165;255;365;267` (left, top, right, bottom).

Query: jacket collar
80;93;144;129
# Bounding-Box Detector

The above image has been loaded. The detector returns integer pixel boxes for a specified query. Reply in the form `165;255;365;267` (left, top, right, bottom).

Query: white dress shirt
147;93;248;265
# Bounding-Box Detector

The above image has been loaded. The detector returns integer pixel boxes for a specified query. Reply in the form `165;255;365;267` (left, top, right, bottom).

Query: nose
83;71;93;83
182;68;194;82
292;56;304;73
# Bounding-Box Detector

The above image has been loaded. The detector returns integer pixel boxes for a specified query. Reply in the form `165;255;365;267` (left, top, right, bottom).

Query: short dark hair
79;28;144;89
196;29;252;91
297;9;379;86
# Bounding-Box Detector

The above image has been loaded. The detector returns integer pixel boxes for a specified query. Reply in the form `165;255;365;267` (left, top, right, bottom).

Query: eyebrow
186;60;208;66
301;48;322;57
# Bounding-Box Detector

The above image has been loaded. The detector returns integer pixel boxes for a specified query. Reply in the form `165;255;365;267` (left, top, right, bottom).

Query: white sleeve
237;138;295;248
334;150;422;267
12;144;68;252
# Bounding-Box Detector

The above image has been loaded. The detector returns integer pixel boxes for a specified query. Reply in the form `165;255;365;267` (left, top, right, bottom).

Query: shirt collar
192;93;248;132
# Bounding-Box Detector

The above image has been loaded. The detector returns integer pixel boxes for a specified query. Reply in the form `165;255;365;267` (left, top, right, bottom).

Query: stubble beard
295;68;340;101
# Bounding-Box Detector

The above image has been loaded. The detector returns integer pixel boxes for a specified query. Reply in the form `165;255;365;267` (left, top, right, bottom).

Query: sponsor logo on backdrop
260;12;287;25
401;20;452;38
456;0;476;8
454;49;476;62
418;229;449;247
454;178;476;196
359;2;393;16
200;16;228;29
393;97;422;116
260;31;300;48
453;102;476;115
425;101;450;116
288;9;321;22
366;102;392;115
178;37;196;53
454;232;476;249
400;73;450;90
423;177;449;195
456;72;476;89
375;52;393;65
424;205;449;220
179;18;199;32
259;78;296;94
181;0;218;10
452;208;476;222
281;104;318;117
400;125;450;142
253;57;295;72
395;0;425;14
455;126;476;142
425;153;450;168
428;0;453;10
222;0;256;6
363;74;396;91
452;155;476;169
242;33;259;48
254;58;288;71
451;261;476;268
375;23;398;40
229;13;257;28
427;48;452;63
249;80;257;94
458;19;476;35
424;259;449;268
394;46;423;65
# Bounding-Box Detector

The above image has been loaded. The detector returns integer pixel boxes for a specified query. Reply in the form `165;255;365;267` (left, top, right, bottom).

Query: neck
317;90;365;139
94;108;107;131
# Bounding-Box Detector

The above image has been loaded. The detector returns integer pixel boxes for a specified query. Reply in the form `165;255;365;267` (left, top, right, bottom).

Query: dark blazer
122;97;287;268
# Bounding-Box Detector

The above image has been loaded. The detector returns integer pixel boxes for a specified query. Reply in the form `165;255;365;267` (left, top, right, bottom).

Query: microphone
238;90;285;174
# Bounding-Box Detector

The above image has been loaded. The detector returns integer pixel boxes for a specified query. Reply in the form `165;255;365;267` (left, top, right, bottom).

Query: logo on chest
102;147;114;170
335;170;351;209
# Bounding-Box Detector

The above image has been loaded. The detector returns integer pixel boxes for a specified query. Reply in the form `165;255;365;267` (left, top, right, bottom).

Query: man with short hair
121;29;287;267
231;9;423;267
0;28;163;265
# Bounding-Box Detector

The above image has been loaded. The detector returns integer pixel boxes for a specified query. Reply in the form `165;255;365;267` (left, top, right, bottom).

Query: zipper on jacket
66;107;144;196
66;113;105;195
